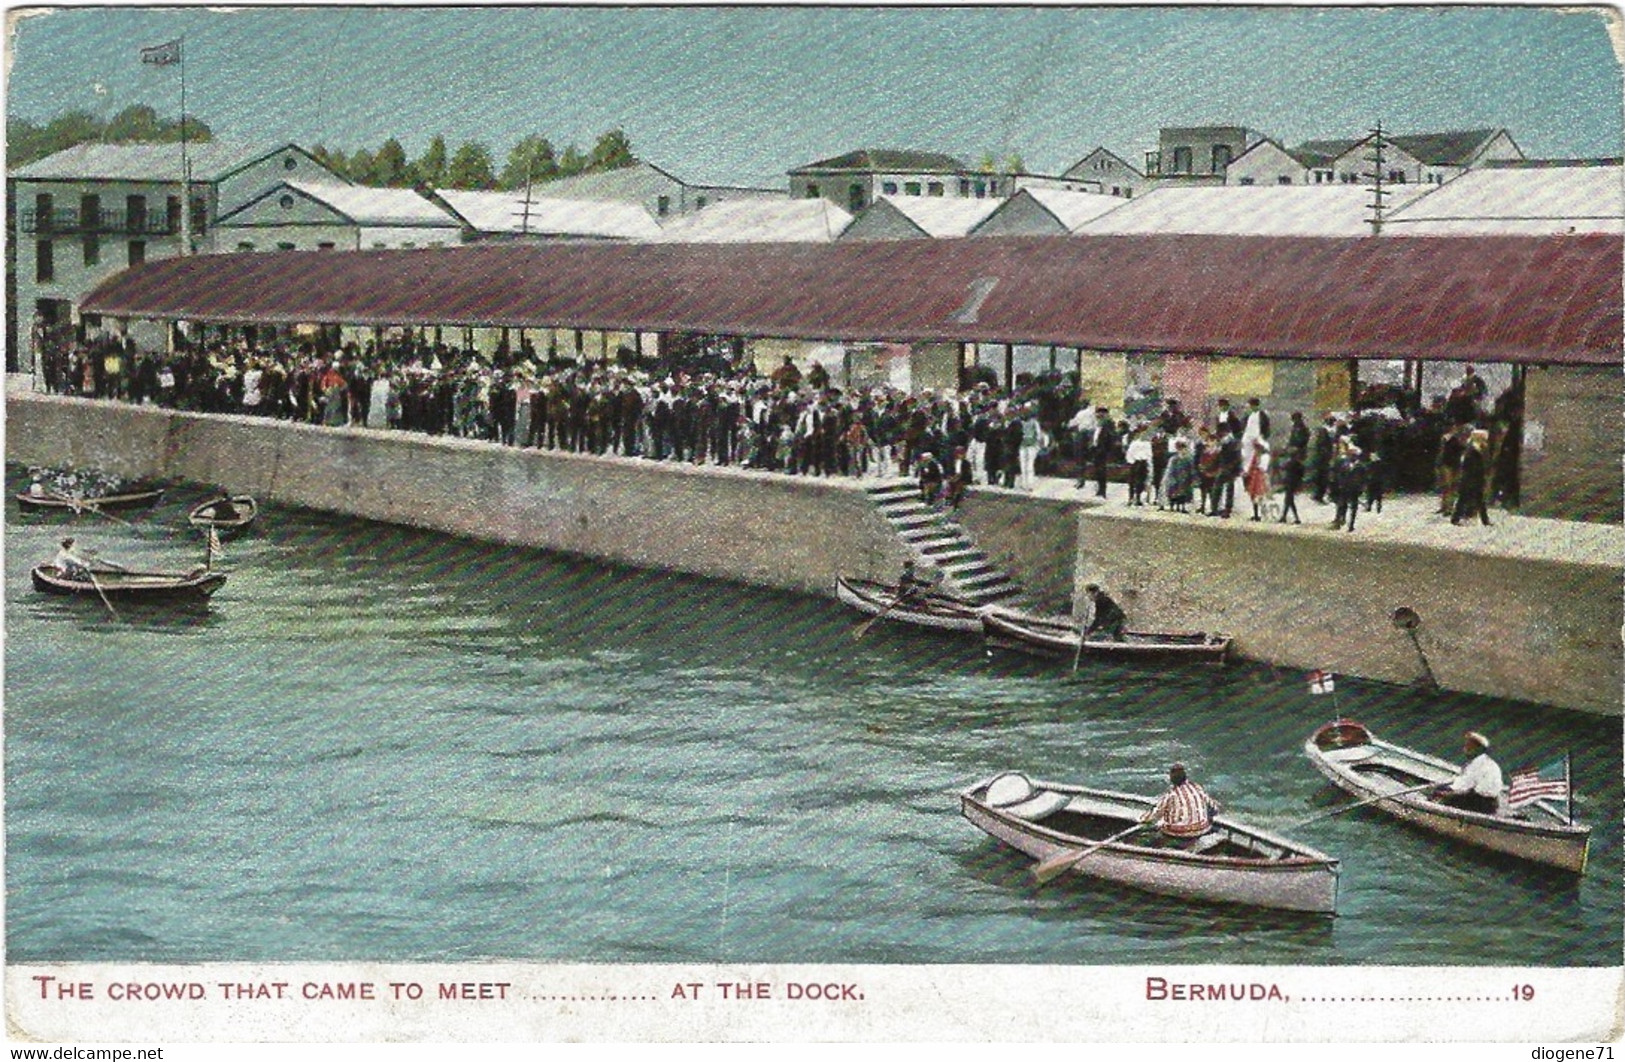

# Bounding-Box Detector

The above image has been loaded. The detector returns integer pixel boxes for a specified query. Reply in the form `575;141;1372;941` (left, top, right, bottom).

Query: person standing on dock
1432;732;1503;815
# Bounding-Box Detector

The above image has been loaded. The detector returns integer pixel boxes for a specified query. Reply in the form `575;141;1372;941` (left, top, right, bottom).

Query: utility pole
1366;121;1388;237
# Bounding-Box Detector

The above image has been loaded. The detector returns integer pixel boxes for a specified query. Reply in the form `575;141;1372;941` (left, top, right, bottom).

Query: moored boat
1303;719;1591;873
188;494;258;537
16;486;165;514
30;563;226;604
960;771;1340;914
835;575;985;633
982;606;1231;663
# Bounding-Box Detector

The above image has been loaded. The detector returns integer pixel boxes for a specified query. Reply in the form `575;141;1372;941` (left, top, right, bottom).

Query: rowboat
1303;720;1591;873
30;563;226;604
188;495;258;537
982;606;1231;663
960;771;1340;914
16;487;165;514
835;575;985;633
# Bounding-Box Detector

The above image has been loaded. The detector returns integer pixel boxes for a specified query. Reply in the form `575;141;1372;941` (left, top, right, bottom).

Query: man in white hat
1433;731;1503;815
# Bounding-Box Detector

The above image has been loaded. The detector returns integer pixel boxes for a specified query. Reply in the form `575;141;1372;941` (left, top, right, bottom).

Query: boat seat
1001;791;1070;822
1328;746;1378;763
984;772;1035;808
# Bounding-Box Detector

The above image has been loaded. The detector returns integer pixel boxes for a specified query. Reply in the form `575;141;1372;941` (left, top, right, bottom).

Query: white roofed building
1381;160;1624;234
528;160;778;221
972;187;1135;236
434;189;662;241
9;140;346;367
1076;184;1429;236
840;195;1003;240
653;198;853;243
214;180;462;251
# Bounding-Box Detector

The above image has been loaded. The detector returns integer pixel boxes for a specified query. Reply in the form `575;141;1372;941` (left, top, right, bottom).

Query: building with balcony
1143;126;1266;184
8;141;343;364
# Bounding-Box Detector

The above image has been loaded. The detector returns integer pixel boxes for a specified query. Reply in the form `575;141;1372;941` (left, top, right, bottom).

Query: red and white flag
1508;756;1570;809
1307;670;1335;696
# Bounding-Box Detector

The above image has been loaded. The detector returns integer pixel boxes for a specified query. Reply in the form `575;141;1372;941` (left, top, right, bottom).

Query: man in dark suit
1088;407;1116;499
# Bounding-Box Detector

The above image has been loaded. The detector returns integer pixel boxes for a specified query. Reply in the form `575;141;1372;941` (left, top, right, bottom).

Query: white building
215;180;463;251
1060;146;1149;198
1382;160;1624;234
9;141;344;361
529;159;777;221
653;198;853;243
971;188;1134;236
433;189;662;241
839;195;1003;240
1076;184;1430;236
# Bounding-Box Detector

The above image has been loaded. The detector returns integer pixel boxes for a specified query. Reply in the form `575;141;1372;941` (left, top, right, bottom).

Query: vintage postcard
4;3;1621;1050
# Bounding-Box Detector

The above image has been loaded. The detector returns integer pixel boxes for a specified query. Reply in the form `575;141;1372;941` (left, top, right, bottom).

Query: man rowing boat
1432;731;1503;815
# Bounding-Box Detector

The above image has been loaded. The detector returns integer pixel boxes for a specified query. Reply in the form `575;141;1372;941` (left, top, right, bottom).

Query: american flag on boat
1307;669;1335;695
1508;756;1571;809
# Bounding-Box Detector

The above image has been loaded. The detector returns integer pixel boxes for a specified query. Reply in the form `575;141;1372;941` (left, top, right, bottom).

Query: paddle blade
1032;849;1084;885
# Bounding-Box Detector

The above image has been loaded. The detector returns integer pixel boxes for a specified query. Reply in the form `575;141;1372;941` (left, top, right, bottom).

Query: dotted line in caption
1298;994;1524;1003
534;994;661;1002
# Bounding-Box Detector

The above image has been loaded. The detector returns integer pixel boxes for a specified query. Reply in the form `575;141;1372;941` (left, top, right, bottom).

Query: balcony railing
17;208;201;237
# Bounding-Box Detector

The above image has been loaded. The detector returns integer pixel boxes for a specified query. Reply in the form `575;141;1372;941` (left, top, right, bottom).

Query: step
941;558;997;576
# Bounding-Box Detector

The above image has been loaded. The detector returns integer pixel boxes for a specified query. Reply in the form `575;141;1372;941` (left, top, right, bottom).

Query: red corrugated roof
79;234;1622;364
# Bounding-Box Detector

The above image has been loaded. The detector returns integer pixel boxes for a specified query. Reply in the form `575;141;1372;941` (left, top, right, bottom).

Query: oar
85;568;120;621
1032;822;1146;886
1071;601;1094;672
852;588;912;640
1286;781;1437;830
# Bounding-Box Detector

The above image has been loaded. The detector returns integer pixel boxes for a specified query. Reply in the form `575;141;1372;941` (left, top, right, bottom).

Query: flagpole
179;35;190;256
1565;751;1573;826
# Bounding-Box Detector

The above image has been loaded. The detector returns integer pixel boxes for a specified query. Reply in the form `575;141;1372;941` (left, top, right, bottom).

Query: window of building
1171;146;1192;174
973;181;986;198
1111;185;1123;195
1277;175;1293;185
167;195;181;233
927;181;944;197
34;193;54;232
128;240;145;265
1212;144;1233;172
1388;169;1406;183
284;155;297;170
1124;188;1132;198
238;242;257;251
804;184;819;199
279;194;295;210
657;195;671;216
191;197;208;234
1238;177;1255;186
126;195;147;233
35;239;54;282
848;184;865;212
882;181;898;195
904;181;922;196
82;233;99;266
317;241;336;250
277;242;296;251
80;193;100;230
959;179;971;196
695;196;708;210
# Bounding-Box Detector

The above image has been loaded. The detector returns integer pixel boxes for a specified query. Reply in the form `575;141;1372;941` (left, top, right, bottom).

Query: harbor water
5;475;1620;967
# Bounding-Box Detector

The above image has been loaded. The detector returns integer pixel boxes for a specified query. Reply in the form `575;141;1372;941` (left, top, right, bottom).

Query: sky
5;4;1622;188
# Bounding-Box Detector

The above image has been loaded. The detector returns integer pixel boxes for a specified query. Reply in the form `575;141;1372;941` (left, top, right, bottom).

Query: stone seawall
8;393;1620;715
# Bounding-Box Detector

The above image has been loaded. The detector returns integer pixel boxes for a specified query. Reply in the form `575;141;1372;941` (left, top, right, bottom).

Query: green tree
587;128;634;172
446;140;496;189
309;144;351;181
105;104;162;141
498;135;558;191
413;135;448;188
372;138;411;187
348;148;376;186
556;143;587;178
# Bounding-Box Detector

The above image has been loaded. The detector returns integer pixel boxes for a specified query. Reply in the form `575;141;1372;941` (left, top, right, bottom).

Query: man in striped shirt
1143;763;1221;845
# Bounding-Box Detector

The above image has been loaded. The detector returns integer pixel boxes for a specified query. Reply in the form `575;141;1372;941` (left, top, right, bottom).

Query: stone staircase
863;481;1024;607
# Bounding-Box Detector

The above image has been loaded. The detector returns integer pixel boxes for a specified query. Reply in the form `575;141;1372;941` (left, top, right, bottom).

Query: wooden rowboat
187;495;258;537
1304;720;1591;873
30;563;226;604
16;487;164;514
960;771;1340;914
835;575;985;633
982;606;1231;663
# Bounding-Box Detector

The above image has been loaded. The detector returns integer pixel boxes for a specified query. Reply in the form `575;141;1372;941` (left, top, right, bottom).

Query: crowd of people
38;330;1524;529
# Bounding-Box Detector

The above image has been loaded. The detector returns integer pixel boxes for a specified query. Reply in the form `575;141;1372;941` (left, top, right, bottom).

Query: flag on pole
140;39;181;65
1507;756;1571;808
1307;669;1335;695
